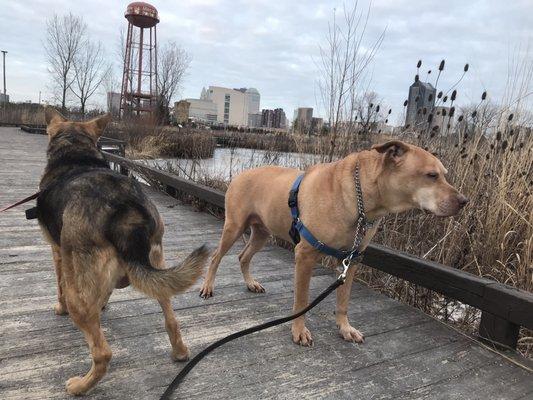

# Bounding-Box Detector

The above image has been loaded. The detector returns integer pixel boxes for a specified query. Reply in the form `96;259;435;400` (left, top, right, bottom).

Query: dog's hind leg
62;251;112;395
51;245;68;315
199;221;244;299
158;297;190;361
238;224;269;293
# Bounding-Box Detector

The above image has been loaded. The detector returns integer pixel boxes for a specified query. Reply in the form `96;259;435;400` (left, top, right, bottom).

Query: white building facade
186;99;218;124
201;86;260;126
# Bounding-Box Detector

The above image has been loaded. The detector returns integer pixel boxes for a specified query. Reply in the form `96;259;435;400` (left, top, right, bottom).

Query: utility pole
1;50;6;116
1;50;6;99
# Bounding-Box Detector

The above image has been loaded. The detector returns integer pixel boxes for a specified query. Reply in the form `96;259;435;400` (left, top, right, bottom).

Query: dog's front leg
51;245;68;315
335;264;364;343
291;244;319;346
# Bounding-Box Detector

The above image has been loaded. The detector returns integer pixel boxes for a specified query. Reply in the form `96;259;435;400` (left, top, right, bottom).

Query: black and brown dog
38;108;209;395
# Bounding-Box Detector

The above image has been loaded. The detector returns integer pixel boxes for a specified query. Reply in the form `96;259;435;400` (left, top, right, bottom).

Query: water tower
120;2;159;117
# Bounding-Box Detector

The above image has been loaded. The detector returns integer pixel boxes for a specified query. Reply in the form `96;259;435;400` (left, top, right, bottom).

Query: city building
178;98;218;124
433;106;453;134
261;109;274;128
201;86;260;126
293;107;313;132
235;87;260;117
248;113;262;128
107;92;121;116
260;108;286;129
311;117;324;133
273;108;287;129
405;80;436;129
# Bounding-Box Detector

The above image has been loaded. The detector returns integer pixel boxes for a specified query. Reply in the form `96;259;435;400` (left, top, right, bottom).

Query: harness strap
288;174;361;261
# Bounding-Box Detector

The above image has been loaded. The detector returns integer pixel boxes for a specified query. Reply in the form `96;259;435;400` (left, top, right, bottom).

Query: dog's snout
457;194;469;208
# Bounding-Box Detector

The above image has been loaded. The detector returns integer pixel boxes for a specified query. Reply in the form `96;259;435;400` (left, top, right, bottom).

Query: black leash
0;191;39;213
160;275;345;400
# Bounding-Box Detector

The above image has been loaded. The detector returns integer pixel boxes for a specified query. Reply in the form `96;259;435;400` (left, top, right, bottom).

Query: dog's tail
124;245;209;299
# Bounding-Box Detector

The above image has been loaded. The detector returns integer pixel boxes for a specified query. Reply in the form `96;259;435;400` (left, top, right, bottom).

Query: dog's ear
86;114;112;139
372;140;410;164
45;107;67;126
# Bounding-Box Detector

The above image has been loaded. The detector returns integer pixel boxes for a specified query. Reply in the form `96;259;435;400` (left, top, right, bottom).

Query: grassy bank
211;129;375;157
105;121;216;159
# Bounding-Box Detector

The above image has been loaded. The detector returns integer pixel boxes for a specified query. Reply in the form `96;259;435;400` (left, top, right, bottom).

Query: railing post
478;311;519;350
165;185;177;197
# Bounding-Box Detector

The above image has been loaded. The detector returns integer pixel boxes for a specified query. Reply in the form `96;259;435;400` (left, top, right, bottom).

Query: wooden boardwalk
1;126;532;399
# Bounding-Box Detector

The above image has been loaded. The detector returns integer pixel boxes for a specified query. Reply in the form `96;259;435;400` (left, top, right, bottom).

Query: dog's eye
427;172;439;180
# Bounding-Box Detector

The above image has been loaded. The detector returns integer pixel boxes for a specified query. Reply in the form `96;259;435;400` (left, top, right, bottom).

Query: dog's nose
457;194;469;208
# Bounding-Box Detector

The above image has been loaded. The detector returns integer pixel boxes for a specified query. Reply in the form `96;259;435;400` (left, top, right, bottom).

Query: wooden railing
101;150;533;351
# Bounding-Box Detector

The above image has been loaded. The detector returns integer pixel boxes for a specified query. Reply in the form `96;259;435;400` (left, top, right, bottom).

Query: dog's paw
292;325;314;347
339;324;365;343
199;284;214;299
54;303;68;316
246;280;265;293
172;346;190;362
65;376;87;395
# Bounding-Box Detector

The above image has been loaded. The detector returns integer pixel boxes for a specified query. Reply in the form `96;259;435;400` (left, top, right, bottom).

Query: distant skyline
1;0;532;123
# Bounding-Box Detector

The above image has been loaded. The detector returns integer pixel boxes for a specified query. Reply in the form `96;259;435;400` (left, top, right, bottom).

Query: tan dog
38;108;208;394
199;140;467;346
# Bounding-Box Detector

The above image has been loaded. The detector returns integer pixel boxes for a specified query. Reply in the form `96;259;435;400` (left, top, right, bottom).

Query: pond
143;146;323;181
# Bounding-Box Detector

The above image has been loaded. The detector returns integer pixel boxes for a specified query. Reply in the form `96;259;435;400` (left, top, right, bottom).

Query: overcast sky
1;0;532;123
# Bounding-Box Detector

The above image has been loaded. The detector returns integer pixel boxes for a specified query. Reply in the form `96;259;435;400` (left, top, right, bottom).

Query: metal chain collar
339;163;377;279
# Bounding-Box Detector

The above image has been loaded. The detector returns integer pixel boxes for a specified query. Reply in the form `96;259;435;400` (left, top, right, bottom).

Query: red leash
0;192;40;213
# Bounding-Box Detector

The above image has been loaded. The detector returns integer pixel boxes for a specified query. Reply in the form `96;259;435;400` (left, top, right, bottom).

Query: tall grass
366;122;532;357
105;120;215;159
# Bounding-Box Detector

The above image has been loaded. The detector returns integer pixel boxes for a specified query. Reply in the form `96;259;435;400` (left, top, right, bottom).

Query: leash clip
338;258;351;283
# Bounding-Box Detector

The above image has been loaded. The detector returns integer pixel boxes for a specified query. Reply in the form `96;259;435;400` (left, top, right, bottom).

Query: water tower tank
120;1;159;117
125;2;159;28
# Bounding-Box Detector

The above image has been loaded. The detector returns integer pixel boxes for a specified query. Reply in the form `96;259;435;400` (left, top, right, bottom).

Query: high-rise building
273;108;286;129
311;117;324;133
261;109;274;128
405;80;436;129
242;88;260;116
248;113;262;128
294;107;313;131
261;108;286;129
433;106;453;134
107;92;121;116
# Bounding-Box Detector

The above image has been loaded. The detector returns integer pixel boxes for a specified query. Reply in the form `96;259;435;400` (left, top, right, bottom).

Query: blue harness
288;173;371;261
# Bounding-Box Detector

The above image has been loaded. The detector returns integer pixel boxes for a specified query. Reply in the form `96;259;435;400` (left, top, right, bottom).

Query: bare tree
71;41;110;115
157;42;191;123
44;13;87;112
355;91;387;132
317;3;385;161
